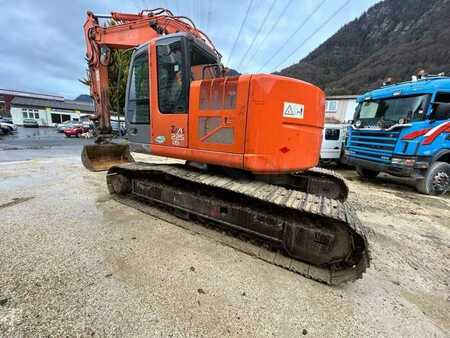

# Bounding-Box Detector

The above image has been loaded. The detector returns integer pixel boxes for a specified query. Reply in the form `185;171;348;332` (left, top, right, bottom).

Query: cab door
125;45;151;151
149;36;189;149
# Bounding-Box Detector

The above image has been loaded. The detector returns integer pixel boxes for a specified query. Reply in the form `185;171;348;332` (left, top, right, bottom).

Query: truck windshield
354;94;430;127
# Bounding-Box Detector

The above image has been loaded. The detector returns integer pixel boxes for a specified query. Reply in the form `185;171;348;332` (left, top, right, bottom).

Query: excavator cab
125;33;220;153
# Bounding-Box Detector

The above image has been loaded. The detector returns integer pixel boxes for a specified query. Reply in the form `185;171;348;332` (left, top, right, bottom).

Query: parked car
57;120;77;132
0;123;11;135
64;125;89;137
0;121;17;132
0;117;13;124
23;118;39;128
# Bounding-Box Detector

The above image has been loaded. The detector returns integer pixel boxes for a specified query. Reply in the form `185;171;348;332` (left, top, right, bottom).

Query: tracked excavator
82;8;369;284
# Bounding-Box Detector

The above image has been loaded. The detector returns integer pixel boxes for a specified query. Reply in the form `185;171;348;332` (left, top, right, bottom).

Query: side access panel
188;76;250;156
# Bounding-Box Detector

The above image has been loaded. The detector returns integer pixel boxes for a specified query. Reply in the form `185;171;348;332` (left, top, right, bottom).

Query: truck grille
347;129;399;163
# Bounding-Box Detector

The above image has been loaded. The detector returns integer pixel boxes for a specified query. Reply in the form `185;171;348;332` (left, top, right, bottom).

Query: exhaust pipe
81;143;134;172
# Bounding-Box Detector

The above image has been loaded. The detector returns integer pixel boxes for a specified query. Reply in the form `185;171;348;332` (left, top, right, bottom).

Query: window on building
326;100;337;112
20;108;40;119
51;113;71;124
51;113;61;124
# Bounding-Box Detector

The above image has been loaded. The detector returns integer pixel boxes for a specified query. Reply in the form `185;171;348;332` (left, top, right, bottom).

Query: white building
325;95;358;124
10;96;94;127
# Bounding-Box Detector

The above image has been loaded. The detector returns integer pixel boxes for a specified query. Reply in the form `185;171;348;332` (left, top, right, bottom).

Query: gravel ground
0;150;449;337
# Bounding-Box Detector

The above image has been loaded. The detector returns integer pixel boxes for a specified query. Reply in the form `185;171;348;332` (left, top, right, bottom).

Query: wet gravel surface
0;127;90;162
0;134;449;337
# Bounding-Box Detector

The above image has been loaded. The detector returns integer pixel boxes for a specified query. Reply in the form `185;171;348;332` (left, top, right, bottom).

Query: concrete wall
11;106;82;127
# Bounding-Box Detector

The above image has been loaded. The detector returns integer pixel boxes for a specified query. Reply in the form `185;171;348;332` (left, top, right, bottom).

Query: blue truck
344;75;450;195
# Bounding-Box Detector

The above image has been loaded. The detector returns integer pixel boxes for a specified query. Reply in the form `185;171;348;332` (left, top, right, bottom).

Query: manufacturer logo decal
170;126;185;146
283;102;304;119
155;135;166;144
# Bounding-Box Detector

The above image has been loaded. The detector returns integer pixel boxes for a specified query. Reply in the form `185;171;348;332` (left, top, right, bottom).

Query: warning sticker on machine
283;102;304;119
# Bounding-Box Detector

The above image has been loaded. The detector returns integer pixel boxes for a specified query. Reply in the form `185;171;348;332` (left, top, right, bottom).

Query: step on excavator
82;8;370;284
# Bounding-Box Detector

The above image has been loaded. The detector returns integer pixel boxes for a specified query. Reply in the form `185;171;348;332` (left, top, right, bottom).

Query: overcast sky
0;0;378;99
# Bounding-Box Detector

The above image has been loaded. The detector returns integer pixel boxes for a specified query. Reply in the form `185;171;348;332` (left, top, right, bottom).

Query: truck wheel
416;162;450;195
356;166;379;179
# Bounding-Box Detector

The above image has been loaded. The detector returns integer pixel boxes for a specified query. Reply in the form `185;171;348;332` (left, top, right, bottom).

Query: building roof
0;89;64;101
326;95;358;100
11;96;94;112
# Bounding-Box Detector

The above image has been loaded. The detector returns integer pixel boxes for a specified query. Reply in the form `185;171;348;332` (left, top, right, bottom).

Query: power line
206;0;212;32
257;0;328;72
272;0;352;71
226;0;255;65
242;0;295;69
196;0;202;28
235;0;277;70
192;0;197;24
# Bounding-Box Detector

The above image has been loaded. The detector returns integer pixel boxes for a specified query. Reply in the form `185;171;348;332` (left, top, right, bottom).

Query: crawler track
107;162;370;285
257;167;349;201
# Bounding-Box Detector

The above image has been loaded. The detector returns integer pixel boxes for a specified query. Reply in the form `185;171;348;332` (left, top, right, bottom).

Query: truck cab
344;76;450;195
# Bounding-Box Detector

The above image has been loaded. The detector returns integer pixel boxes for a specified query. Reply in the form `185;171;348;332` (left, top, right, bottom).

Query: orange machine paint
148;41;325;173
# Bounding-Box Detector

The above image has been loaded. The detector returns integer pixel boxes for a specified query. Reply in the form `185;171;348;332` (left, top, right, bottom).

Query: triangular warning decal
283;102;304;119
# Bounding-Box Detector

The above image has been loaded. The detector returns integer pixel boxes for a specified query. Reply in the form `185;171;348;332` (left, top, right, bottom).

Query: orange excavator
82;8;369;284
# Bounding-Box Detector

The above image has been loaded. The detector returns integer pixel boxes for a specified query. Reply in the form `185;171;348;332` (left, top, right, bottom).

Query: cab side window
434;92;450;120
157;41;187;113
128;51;149;123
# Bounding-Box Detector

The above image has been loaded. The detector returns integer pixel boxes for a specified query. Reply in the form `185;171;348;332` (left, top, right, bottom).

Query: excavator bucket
81;143;134;172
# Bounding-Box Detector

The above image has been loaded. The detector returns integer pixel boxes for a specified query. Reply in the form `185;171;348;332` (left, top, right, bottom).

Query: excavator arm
84;8;217;135
82;8;219;170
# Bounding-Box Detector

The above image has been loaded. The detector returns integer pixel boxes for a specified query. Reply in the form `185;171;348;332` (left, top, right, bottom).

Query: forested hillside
279;0;450;95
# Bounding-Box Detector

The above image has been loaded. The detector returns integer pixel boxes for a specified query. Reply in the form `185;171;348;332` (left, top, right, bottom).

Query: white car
0;121;17;132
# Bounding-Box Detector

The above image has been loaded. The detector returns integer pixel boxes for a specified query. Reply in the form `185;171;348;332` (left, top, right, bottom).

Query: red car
64;125;89;137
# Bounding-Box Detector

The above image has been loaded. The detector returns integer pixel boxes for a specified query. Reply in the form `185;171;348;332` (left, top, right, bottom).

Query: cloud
0;0;378;98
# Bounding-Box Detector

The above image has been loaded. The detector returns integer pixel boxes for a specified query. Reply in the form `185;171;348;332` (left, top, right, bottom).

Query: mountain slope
279;0;450;95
